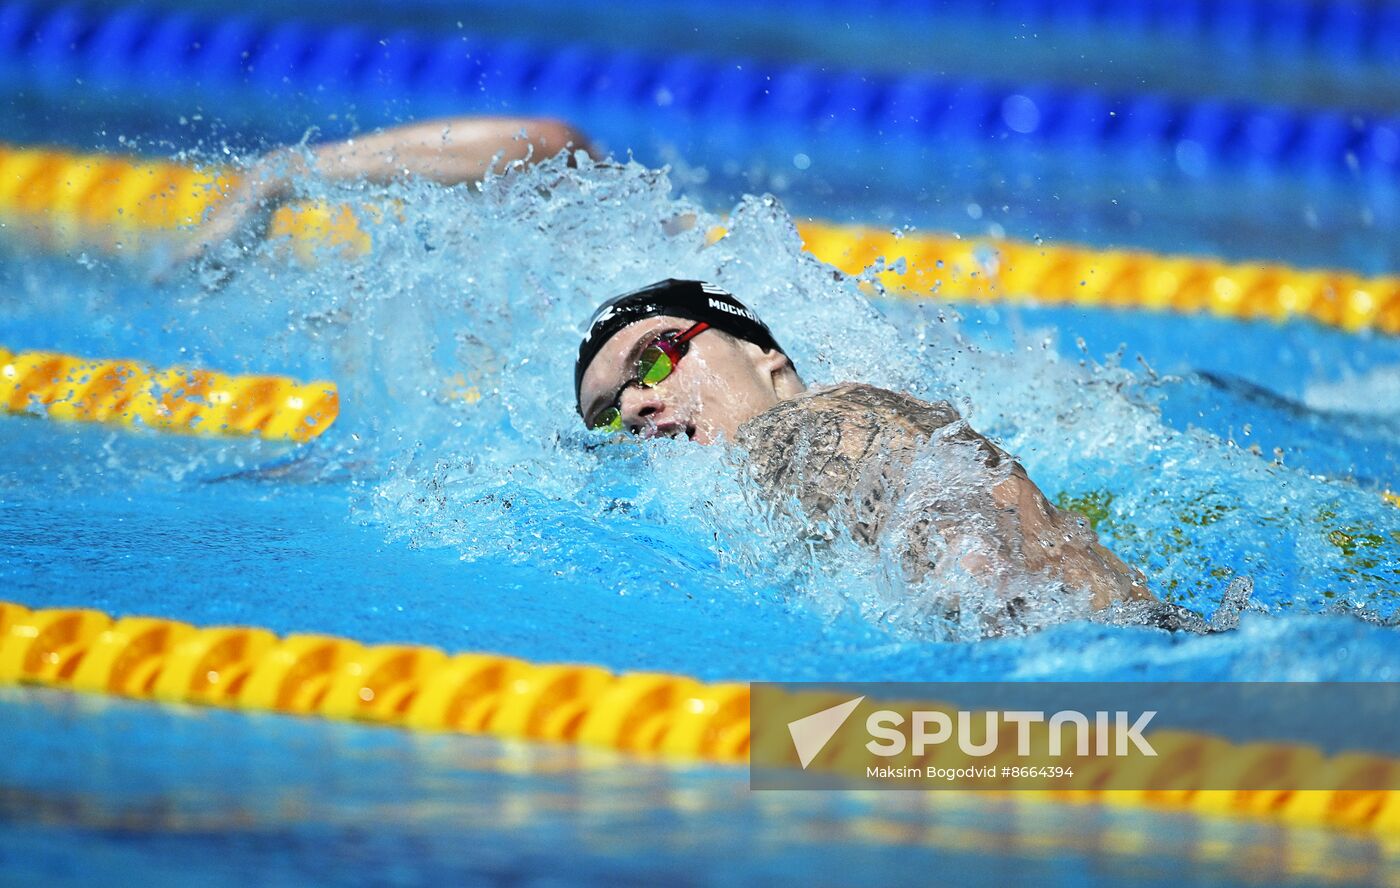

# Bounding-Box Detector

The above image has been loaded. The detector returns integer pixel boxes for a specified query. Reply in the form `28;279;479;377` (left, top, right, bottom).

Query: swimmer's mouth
650;422;697;440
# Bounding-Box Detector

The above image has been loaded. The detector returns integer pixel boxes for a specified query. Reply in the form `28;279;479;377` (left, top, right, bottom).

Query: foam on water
181;154;1400;633
3;151;1398;644
1305;363;1400;418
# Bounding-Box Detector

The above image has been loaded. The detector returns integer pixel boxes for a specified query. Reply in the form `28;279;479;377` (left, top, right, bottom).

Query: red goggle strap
655;322;709;361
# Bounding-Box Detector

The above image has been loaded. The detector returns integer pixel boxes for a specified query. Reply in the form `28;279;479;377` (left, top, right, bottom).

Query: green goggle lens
638;346;674;386
591;406;624;432
588;338;686;434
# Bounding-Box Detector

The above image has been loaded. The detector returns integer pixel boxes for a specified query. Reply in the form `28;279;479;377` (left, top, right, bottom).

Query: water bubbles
1000;94;1041;135
8;148;1392;648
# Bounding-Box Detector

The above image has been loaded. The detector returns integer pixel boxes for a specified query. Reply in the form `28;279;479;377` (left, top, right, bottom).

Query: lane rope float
330;0;1400;70
0;344;337;442
0;598;1396;837
2;143;1398;335
2;2;1398;180
803;222;1400;335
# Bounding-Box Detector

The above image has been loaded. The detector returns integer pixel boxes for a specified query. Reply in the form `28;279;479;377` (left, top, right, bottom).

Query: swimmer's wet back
736;382;1158;634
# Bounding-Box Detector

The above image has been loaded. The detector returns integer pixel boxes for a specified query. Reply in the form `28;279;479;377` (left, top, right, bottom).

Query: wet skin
577;314;800;444
578;316;1170;629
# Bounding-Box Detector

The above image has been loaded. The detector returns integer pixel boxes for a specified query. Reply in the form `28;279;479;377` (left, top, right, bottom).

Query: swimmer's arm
162;117;591;273
984;463;1153;610
858;401;1152;612
255;117;593;193
741;385;1149;611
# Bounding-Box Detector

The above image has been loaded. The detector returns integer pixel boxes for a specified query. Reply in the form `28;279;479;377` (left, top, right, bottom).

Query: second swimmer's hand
155;150;306;283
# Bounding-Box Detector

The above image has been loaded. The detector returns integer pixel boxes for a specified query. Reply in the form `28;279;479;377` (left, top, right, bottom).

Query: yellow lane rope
799;223;1400;335
1;144;1398;335
0;344;336;442
1;599;1395;837
3;146;1398;841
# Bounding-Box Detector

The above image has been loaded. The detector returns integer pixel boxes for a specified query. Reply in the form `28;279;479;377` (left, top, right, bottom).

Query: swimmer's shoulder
738;382;1008;474
735;382;963;482
740;382;962;440
734;383;974;543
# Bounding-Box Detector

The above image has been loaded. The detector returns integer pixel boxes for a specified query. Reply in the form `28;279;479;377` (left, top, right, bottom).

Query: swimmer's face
577;315;790;444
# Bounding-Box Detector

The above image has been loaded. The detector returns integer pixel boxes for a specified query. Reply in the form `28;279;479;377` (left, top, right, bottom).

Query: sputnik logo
787;696;865;769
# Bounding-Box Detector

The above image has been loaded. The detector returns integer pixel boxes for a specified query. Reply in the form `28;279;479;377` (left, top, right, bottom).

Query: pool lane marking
0;599;1397;837
0;143;1398;336
0;344;337;442
796;222;1399;335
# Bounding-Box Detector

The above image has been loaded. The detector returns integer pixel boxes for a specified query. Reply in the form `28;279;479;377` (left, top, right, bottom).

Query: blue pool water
3;9;1400;879
80;0;1400;114
1;156;1397;656
1;152;1398;885
5;40;1400;277
7;688;1392;888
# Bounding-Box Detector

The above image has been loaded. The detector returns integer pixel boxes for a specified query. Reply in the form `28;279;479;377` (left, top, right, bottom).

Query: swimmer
169;118;1246;632
166;116;592;270
575;279;1251;634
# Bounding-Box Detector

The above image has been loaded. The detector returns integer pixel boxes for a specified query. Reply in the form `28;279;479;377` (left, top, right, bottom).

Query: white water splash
8;150;1394;639
1304;363;1400;417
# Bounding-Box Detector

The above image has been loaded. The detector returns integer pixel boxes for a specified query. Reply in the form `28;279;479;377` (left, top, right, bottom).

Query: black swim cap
574;279;787;409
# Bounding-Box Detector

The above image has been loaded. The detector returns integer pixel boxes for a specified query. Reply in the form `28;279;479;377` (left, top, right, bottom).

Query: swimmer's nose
618;385;667;436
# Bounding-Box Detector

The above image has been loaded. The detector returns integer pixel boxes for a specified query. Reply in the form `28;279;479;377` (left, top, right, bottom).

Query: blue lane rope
867;0;1395;65
120;0;1400;68
0;1;1398;178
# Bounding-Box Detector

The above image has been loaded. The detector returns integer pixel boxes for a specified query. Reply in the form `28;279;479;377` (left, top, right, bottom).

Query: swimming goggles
590;321;710;432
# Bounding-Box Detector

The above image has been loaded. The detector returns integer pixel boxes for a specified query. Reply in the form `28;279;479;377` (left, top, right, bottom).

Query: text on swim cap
708;297;759;322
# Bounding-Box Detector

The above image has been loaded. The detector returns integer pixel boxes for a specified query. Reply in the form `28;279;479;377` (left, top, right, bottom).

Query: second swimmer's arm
255;116;593;194
166;117;591;271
